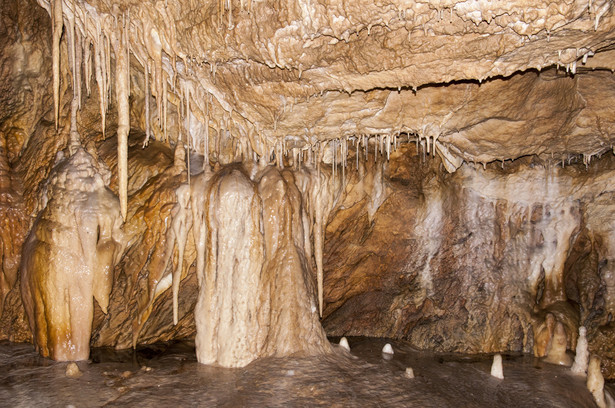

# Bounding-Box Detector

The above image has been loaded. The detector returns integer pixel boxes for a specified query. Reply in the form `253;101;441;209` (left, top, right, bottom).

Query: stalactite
84;37;91;97
115;19;130;221
163;78;168;142
204;116;210;168
143;61;151;147
94;24;106;136
52;0;63;130
75;31;82;110
171;185;191;325
68;5;76;102
104;34;111;105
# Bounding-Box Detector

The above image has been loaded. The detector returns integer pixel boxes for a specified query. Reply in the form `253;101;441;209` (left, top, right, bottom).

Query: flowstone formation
1;0;615;384
21;146;124;361
192;165;333;366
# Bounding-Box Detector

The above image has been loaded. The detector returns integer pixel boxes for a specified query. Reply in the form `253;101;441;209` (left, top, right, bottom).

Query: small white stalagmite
571;326;589;375
587;356;607;408
491;354;504;379
404;367;415;379
382;343;394;355
339;337;350;351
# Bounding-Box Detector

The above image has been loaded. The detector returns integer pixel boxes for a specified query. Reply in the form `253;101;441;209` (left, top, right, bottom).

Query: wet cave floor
0;337;604;407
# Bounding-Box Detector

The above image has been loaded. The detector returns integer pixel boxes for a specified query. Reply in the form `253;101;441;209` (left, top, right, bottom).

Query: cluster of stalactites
41;0;474;206
41;0;486;231
40;0;242;221
146;145;358;330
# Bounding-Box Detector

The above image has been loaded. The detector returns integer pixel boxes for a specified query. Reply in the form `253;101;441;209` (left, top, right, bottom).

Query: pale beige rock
491;354;504;379
31;0;615;171
65;362;81;378
571;326;589;375
3;0;615;381
339;337;350;351
588;356;606;408
20;148;124;361
193;165;331;367
544;321;573;366
405;367;415;379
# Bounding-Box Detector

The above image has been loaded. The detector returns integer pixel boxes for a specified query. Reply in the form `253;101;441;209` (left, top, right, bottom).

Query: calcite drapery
20;147;123;361
189;165;332;367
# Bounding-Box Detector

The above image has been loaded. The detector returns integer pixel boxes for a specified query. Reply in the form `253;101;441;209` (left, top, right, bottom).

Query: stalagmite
588;356;607;408
491;354;504;379
193;165;331;367
339;337;350;351
65;362;82;378
405;367;415;379
544;322;572;366
382;343;395;356
52;0;63;129
115;22;130;221
572;326;589;375
21;148;123;361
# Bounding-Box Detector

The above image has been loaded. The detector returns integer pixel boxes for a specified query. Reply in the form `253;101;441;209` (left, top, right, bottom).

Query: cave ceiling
34;0;615;169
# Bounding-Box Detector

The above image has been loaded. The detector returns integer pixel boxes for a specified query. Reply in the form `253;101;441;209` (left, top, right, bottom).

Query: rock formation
491;354;504;379
544;321;573;366
193;165;331;366
20;147;124;360
1;0;615;385
572;326;589;374
588;355;607;408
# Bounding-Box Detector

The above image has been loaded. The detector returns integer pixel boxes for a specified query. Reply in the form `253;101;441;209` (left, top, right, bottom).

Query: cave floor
0;337;601;407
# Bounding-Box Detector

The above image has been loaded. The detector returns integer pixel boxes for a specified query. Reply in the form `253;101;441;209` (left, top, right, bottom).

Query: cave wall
322;146;615;376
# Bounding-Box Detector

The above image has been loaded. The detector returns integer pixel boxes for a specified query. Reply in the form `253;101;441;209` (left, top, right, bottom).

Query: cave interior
1;0;615;406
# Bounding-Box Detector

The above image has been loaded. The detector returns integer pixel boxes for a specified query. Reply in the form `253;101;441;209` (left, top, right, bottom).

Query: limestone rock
491;354;504;379
544;322;573;366
20;148;124;361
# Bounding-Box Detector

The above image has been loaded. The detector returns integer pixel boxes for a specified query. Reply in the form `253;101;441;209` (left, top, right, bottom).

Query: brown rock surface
323;146;615;376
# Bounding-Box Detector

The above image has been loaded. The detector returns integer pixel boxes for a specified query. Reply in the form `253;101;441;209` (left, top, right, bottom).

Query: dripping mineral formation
1;0;615;403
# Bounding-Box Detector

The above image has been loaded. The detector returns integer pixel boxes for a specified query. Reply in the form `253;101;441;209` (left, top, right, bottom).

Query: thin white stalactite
115;18;130;221
94;30;106;136
52;0;63;130
163;79;168;142
143;61;151;148
75;31;82;110
84;37;91;96
68;4;76;102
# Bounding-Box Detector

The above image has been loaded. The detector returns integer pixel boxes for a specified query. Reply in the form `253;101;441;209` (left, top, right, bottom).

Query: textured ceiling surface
35;0;615;169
